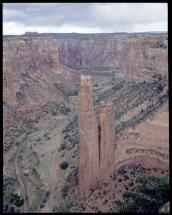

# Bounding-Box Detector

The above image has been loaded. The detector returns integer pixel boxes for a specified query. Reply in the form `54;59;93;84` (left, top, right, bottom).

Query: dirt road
14;142;28;213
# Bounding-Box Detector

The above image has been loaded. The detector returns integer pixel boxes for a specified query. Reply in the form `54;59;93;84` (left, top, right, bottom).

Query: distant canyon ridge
3;32;168;108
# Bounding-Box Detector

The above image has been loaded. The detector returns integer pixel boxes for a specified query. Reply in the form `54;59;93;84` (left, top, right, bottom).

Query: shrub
118;178;122;182
138;176;169;205
40;202;45;208
58;143;66;151
15;141;20;146
60;161;69;170
10;193;24;207
61;185;69;198
138;172;148;184
53;197;74;213
3;204;18;213
128;180;134;187
60;107;71;115
52;109;58;116
122;191;135;199
118;167;126;175
113;174;169;213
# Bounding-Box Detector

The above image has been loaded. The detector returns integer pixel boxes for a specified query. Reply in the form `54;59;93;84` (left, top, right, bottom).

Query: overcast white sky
3;3;168;35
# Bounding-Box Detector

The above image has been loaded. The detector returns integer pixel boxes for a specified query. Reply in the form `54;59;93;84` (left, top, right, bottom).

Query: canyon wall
59;36;168;79
3;35;168;111
3;37;79;152
3;37;78;110
79;75;115;194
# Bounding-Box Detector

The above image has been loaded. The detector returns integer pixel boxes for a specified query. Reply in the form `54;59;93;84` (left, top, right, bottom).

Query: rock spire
78;75;115;194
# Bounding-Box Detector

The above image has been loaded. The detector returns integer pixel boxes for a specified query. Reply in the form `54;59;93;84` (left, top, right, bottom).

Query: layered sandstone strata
3;37;79;109
59;36;168;79
3;37;79;152
79;75;115;194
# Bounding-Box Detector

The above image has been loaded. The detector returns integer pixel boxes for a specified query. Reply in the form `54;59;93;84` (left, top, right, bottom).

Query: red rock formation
79;75;115;194
59;36;168;79
99;101;115;181
79;75;99;194
3;37;79;109
3;37;79;152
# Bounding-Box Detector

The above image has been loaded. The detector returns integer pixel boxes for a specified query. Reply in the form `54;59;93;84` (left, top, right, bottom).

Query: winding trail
14;142;29;213
14;116;69;213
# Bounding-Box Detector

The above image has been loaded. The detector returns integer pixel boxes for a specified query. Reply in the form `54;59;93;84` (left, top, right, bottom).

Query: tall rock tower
78;75;99;194
99;101;115;182
79;75;115;194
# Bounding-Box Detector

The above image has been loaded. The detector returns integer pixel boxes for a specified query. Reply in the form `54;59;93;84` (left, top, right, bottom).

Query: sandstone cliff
59;36;168;79
3;37;79;152
3;35;168;112
3;37;78;110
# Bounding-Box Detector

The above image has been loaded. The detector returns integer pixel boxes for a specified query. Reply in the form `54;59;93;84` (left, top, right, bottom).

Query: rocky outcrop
159;202;170;213
78;75;99;194
79;75;115;194
99;101;115;181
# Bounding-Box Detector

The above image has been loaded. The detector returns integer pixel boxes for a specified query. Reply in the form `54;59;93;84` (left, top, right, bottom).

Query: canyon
3;32;169;213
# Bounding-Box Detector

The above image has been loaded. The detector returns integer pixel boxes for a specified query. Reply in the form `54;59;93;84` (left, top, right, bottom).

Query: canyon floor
3;71;169;213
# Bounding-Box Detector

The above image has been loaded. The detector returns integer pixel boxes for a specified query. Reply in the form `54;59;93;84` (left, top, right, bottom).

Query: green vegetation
53;197;83;213
60;107;71;115
15;141;20;146
138;172;149;184
53;197;74;213
51;106;71;116
60;161;69;170
52;109;58;116
3;177;20;213
61;185;69;198
10;193;24;207
58;143;66;151
3;204;20;213
113;173;169;213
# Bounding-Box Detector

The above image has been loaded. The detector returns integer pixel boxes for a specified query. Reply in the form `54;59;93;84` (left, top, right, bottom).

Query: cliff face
79;75;115;194
3;35;168;111
3;37;78;110
59;36;168;78
3;37;80;152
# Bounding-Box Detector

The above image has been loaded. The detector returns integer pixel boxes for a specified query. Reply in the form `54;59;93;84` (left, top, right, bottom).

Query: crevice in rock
98;122;101;165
